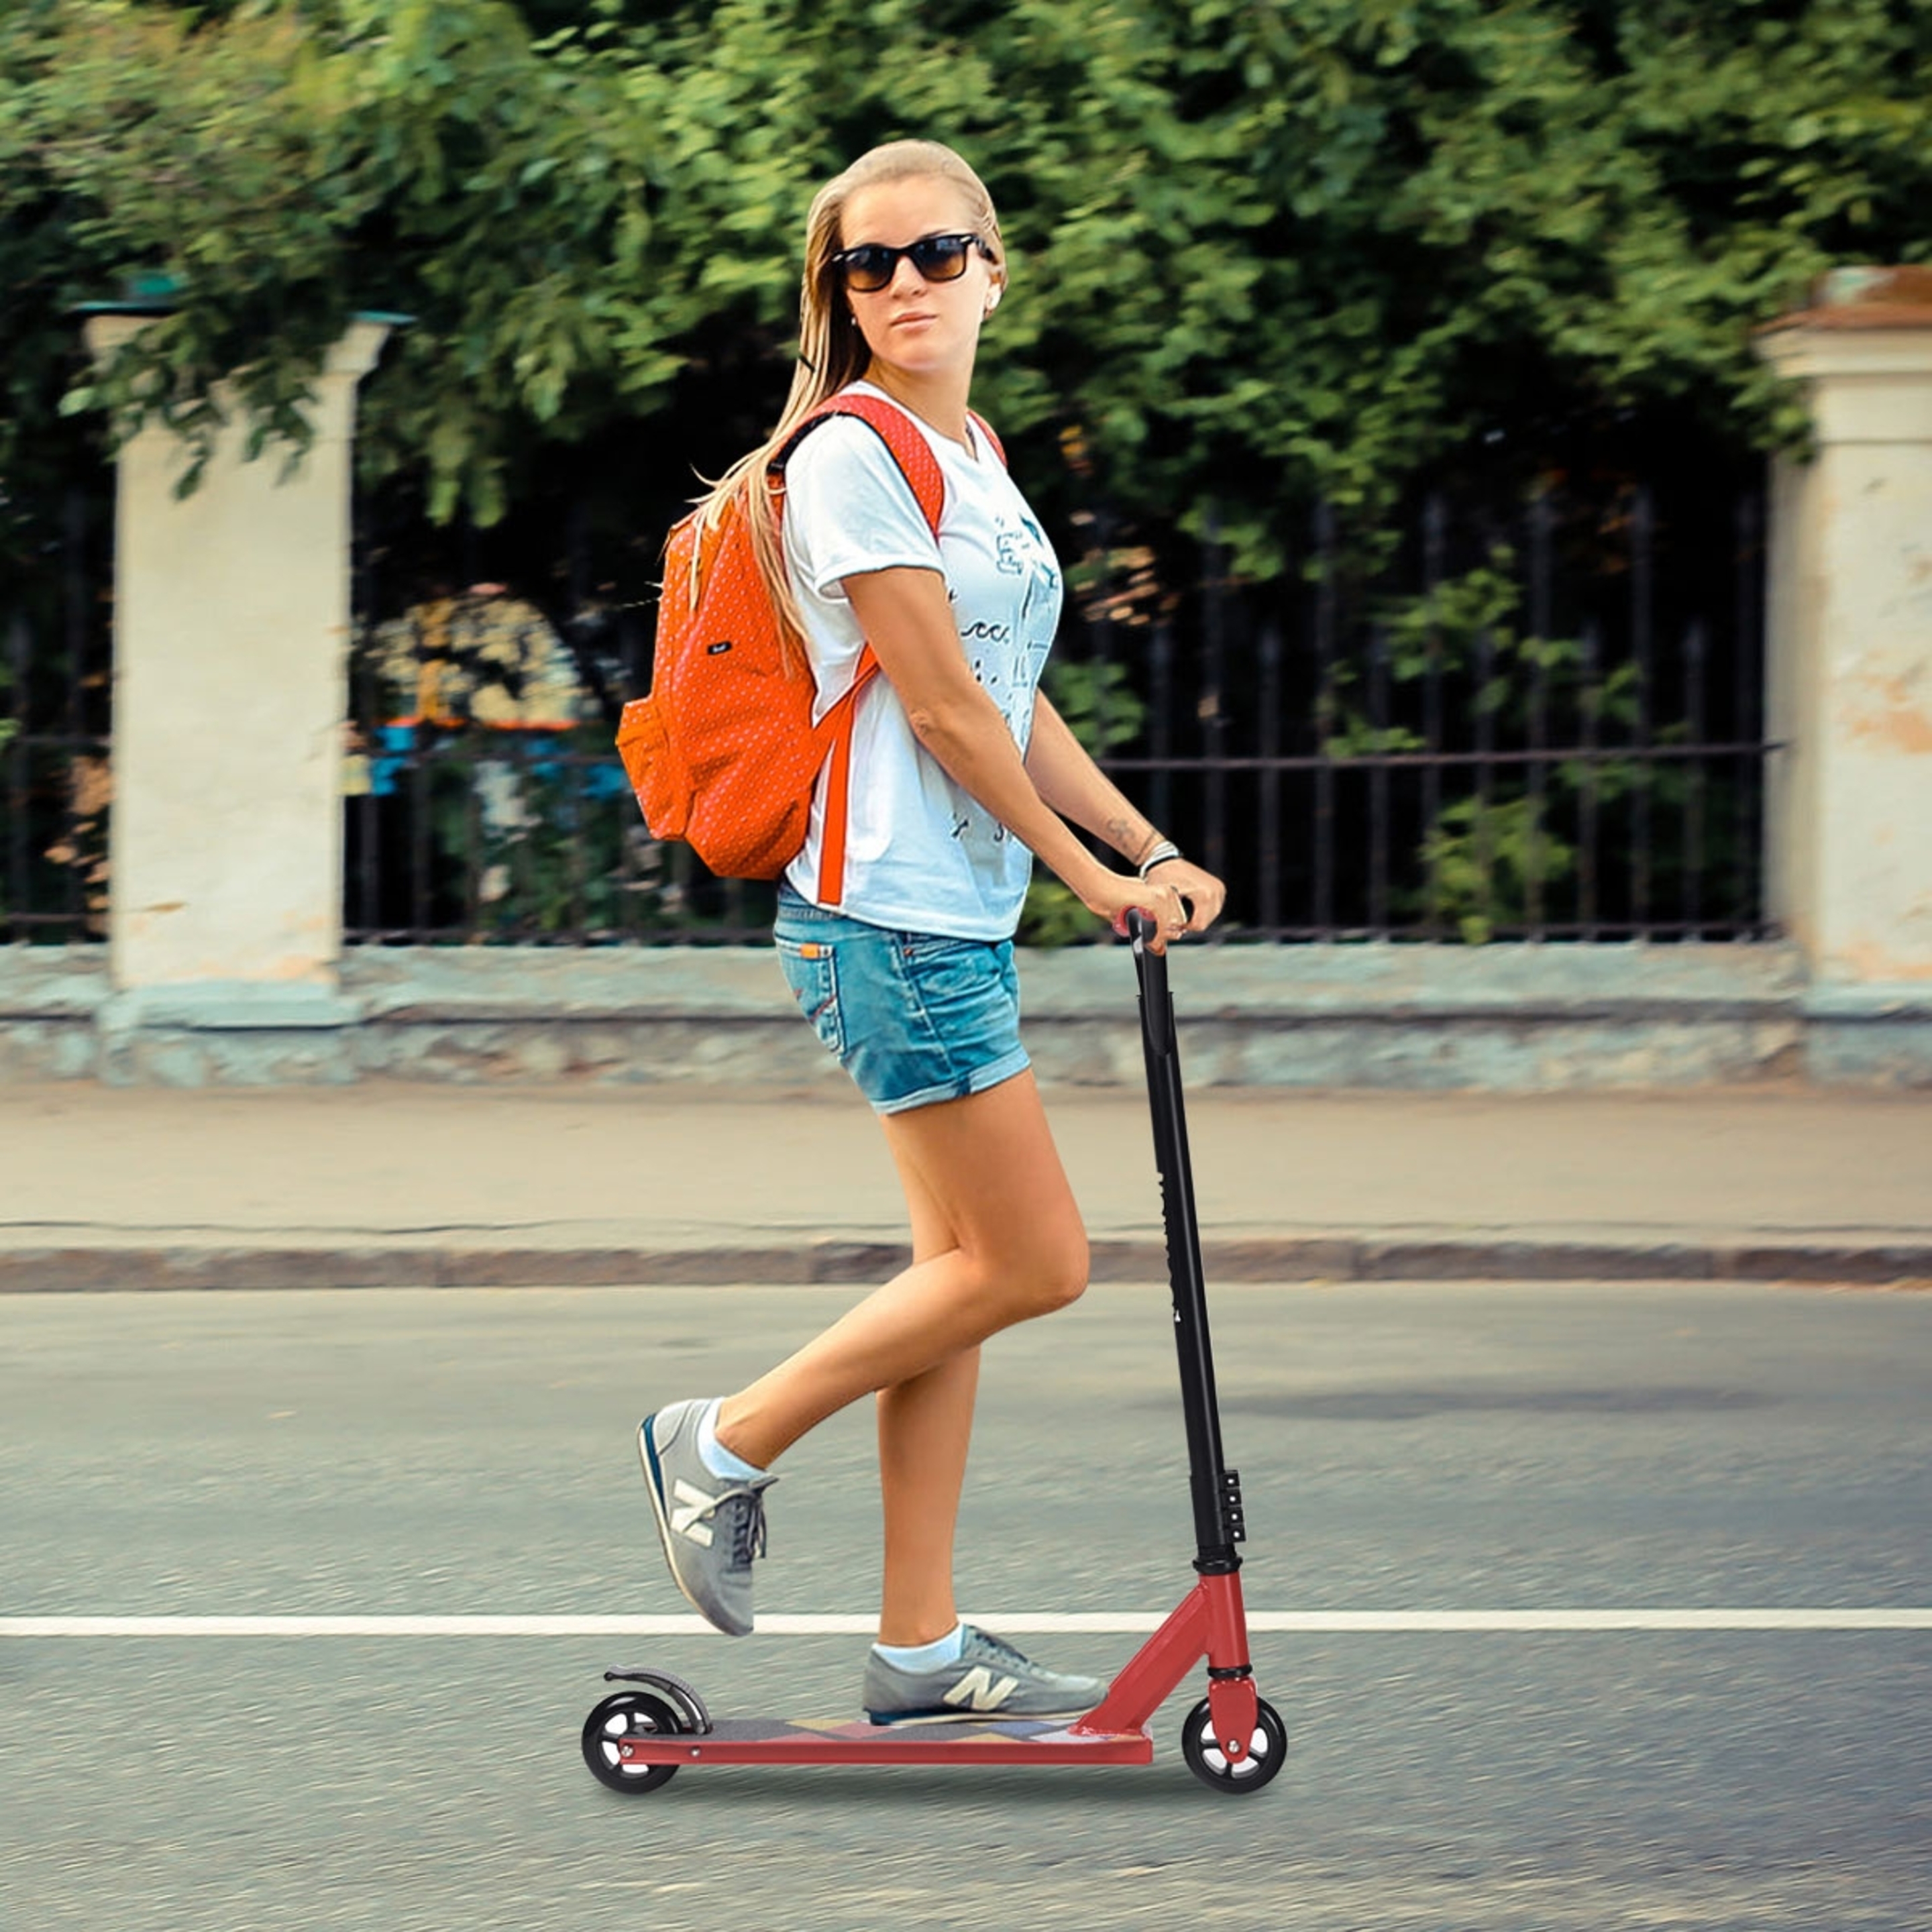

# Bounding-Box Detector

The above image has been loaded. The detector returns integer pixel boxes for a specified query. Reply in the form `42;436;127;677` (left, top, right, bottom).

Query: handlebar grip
1125;907;1171;1047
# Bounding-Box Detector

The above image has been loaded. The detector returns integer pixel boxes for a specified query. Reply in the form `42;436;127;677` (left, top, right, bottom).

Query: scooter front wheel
582;1690;684;1794
1180;1695;1286;1794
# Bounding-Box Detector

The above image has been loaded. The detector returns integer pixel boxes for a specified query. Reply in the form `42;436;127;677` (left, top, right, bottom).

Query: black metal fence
1;488;113;944
342;473;1775;945
0;474;1776;948
1077;483;1772;942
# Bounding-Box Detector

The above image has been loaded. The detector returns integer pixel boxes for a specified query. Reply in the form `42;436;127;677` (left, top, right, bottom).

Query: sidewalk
3;1079;1929;1289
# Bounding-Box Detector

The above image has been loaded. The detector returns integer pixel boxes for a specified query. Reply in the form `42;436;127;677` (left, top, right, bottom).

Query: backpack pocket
615;696;688;840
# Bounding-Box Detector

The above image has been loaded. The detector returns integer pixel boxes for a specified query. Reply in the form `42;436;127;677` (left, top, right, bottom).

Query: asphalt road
3;1281;1930;1931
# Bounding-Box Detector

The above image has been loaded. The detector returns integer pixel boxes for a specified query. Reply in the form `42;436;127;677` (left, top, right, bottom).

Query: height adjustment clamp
1220;1469;1247;1544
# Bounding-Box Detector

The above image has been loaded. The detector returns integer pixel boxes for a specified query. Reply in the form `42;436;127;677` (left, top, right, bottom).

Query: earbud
984;286;1002;315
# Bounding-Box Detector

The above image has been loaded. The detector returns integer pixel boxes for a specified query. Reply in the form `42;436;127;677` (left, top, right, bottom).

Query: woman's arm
1025;690;1227;934
1024;692;1160;862
842;568;1191;944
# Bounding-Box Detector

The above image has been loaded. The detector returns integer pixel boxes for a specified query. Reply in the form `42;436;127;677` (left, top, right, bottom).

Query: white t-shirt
780;382;1063;940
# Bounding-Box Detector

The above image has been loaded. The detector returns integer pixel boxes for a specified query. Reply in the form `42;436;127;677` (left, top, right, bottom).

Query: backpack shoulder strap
967;410;1006;468
765;393;959;910
771;394;947;535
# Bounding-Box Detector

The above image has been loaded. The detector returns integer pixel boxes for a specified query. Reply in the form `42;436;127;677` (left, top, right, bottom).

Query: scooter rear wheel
1180;1695;1286;1794
582;1690;684;1794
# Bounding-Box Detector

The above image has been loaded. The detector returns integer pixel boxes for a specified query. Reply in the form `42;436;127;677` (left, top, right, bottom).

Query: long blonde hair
684;140;1006;647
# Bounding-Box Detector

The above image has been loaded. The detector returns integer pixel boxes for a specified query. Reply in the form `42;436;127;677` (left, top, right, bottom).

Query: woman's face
835;176;1001;387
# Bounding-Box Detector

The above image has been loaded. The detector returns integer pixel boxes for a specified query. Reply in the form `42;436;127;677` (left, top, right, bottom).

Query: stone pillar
84;315;392;1065
1758;268;1932;1081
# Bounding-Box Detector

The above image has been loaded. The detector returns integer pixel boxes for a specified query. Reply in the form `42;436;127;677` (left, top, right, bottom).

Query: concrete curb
4;1235;1929;1291
11;943;1932;1087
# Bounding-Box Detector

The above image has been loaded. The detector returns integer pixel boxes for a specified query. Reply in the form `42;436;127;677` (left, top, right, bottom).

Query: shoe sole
863;1704;1103;1727
637;1416;738;1633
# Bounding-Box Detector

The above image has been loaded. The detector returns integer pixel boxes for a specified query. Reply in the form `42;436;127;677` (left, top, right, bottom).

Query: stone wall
9;938;1909;1089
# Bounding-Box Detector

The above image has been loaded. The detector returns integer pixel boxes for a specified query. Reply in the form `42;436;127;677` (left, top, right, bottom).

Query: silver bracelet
1136;841;1182;880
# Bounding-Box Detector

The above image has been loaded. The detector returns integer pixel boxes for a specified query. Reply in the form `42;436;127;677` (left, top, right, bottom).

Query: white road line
2;1609;1928;1638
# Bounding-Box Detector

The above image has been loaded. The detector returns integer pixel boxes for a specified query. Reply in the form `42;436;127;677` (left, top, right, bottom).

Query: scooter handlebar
1124;908;1173;1049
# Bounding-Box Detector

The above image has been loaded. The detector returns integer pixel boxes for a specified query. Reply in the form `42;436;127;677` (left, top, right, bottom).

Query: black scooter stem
1126;914;1244;1573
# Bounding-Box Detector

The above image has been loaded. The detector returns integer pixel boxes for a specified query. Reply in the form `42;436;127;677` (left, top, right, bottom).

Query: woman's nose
888;253;930;294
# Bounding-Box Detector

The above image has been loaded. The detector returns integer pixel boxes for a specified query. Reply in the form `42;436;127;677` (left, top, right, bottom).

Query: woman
639;139;1225;1724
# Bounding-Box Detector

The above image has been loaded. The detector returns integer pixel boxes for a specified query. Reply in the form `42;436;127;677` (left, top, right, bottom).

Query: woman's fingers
1102;873;1215;951
1147;882;1189;950
1151;861;1226;933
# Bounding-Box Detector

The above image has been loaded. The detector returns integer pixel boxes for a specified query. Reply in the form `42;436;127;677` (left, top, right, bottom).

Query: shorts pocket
896;933;975;966
896;934;1006;1030
776;936;845;1058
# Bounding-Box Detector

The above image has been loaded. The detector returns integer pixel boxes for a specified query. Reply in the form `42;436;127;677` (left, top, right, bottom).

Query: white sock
872;1623;967;1672
696;1398;766;1483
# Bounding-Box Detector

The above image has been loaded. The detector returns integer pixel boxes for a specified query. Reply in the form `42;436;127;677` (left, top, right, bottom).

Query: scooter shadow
598;1764;1208;1809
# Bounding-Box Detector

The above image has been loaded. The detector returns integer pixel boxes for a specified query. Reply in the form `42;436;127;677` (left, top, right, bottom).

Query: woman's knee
985;1223;1087;1322
1040;1226;1089;1312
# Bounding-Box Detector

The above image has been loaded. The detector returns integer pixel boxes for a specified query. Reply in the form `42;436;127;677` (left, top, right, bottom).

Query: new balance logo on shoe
639;1401;772;1639
669;1478;720;1547
941;1666;1020;1713
861;1625;1104;1725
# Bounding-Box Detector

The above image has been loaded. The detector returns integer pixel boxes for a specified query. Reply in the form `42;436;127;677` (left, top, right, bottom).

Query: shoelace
718;1483;770;1570
966;1627;1034;1671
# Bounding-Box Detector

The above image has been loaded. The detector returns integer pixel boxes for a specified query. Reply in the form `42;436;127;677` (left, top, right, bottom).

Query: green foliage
3;0;1922;946
4;0;1929;561
1419;793;1576;945
1328;547;1629;754
428;735;635;936
1322;549;1684;938
9;1;665;519
1042;658;1146;759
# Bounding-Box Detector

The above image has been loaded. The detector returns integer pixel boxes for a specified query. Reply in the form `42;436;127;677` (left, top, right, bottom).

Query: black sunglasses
830;231;992;294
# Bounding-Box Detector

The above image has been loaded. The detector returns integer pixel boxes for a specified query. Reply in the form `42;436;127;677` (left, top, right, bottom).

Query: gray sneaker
637;1399;774;1637
863;1625;1105;1725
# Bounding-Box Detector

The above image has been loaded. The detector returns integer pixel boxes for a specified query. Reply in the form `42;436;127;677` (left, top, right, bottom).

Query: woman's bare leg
715;1070;1085;1503
872;1138;979;1647
875;1352;980;1646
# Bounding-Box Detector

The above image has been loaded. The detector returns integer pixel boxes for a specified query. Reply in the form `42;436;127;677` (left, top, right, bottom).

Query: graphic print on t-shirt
948;507;1062;854
980;511;1061;739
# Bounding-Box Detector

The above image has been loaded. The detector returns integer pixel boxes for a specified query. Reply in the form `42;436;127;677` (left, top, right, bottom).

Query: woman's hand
1142;855;1226;938
1077;867;1194;955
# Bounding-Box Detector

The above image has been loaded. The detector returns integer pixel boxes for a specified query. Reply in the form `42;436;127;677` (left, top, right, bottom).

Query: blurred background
3;0;1928;951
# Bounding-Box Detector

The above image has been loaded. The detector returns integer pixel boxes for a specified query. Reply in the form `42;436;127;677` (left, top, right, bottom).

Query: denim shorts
773;885;1030;1115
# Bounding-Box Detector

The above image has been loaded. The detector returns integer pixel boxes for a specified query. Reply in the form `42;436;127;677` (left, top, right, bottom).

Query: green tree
5;0;1927;943
5;0;1928;557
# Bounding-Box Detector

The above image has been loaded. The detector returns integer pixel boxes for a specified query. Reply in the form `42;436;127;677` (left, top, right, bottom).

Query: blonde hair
684;140;1006;648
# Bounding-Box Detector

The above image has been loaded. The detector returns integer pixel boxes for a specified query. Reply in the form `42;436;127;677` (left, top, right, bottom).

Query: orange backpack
617;394;998;906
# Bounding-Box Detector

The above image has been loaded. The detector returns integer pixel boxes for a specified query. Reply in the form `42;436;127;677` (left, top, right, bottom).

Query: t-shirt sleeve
781;415;944;602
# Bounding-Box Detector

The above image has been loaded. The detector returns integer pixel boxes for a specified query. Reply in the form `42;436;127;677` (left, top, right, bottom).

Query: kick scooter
581;910;1284;1796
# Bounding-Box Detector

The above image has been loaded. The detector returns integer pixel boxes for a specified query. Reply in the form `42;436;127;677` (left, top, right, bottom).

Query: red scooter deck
614;1715;1154;1772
